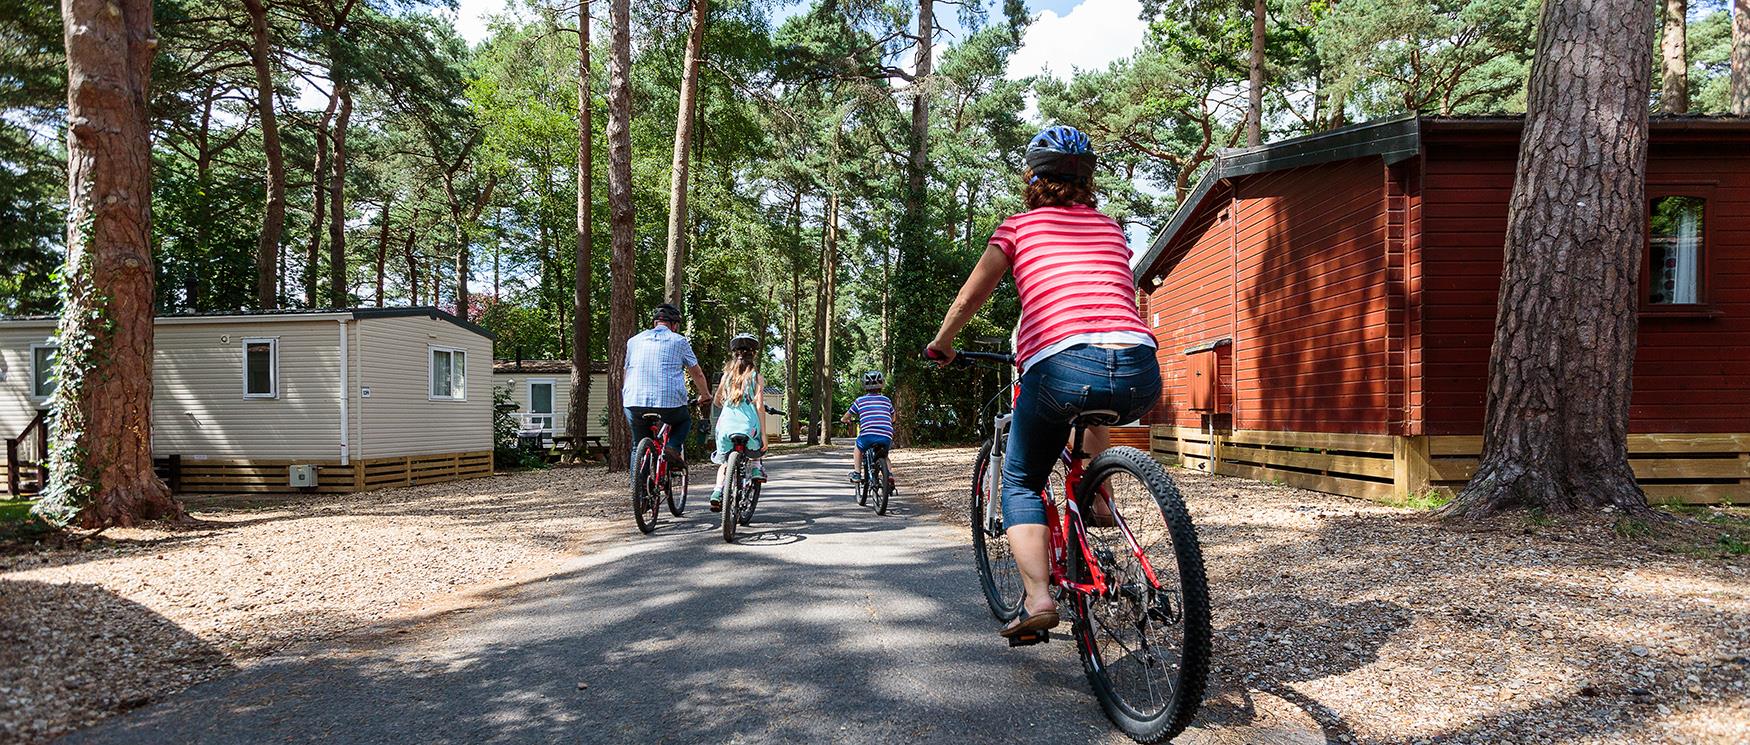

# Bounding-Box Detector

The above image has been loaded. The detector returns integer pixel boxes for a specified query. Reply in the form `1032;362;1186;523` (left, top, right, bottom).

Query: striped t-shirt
990;205;1154;371
848;394;895;439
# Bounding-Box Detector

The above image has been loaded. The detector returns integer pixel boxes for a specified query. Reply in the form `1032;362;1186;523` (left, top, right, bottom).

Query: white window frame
28;342;59;399
242;337;279;399
428;345;468;401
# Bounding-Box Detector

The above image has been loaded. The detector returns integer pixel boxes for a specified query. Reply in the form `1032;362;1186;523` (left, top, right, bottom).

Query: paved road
65;448;1321;744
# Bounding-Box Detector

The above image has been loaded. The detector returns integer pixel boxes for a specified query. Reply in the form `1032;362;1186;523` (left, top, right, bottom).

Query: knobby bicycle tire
740;481;760;526
875;455;893;515
721;451;745;543
856;453;870;506
970;439;1023;623
632;438;660;534
1069;446;1210;744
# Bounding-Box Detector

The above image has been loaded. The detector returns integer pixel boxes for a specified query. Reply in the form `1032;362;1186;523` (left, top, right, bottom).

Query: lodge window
243;338;278;399
1647;194;1707;306
430;347;467;400
29;343;58;398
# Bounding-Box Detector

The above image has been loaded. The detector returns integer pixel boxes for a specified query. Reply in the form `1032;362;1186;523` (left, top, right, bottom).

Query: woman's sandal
1000;594;1061;640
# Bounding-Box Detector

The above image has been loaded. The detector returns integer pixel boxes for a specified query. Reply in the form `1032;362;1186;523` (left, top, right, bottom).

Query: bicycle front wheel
632;438;660;534
721;451;744;543
667;461;688;516
970;439;1023;623
1069;446;1210;744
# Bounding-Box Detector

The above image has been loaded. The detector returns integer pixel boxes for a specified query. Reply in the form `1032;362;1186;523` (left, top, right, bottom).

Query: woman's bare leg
1006;524;1055;614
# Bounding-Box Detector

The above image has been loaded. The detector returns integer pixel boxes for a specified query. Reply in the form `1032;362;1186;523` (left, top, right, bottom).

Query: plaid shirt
622;325;699;408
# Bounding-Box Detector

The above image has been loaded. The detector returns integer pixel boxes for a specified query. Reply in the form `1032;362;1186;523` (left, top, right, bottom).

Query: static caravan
1134;114;1750;505
1;307;494;495
491;359;610;443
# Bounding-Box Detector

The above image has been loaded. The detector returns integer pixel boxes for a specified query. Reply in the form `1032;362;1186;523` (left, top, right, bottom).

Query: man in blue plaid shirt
623;304;713;466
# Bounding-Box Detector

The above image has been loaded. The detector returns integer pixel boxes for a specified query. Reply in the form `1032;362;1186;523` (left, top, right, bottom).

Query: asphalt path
64;447;1321;744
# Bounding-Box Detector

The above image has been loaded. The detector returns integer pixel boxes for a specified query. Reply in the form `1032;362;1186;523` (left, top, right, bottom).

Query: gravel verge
889;446;1750;745
0;463;711;744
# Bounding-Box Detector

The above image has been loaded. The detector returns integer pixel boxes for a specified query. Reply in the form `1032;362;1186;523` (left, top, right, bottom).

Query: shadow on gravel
0;579;233;743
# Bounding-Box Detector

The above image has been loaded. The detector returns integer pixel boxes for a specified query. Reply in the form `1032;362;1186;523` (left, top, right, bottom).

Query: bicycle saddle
641;413;664;423
730;434;750;446
1073;410;1122;427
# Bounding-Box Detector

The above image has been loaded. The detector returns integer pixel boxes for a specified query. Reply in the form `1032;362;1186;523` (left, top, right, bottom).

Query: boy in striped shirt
841;371;895;482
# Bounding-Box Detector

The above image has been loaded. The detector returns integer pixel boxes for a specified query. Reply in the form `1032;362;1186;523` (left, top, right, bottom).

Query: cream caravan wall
354;314;492;458
152;318;347;460
491;372;612;435
0;321;57;437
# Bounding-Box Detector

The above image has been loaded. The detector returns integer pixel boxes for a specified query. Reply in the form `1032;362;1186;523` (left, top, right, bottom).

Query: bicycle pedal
1007;630;1050;647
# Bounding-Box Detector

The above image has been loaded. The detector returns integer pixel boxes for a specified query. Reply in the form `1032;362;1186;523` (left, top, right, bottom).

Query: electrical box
1188;351;1220;412
288;464;318;488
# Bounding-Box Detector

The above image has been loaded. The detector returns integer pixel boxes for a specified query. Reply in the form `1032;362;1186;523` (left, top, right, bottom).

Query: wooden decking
1151;425;1750;505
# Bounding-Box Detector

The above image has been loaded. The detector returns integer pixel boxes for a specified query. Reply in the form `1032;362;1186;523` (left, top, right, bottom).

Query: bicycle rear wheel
874;455;893;515
740;481;761;526
856;453;869;506
721;451;744;543
1068;446;1210;744
632;438;660;534
970;439;1023;622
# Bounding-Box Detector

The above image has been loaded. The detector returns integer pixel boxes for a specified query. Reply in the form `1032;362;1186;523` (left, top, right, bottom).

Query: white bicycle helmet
861;370;885;390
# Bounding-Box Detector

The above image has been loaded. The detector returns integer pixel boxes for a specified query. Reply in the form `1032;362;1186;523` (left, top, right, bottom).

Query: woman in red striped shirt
927;125;1160;640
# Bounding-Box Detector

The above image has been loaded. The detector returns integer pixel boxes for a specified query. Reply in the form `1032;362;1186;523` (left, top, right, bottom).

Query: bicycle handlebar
923;347;1016;368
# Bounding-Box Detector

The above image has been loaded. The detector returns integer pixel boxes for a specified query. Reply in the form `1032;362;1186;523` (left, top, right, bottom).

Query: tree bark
244;0;284;309
1661;0;1688;113
1441;0;1656;520
1732;0;1749;115
661;0;708;308
812;193;838;445
374;198;391;306
605;0;637;469
1246;0;1266;146
570;7;594;446
40;0;182;528
327;82;352;307
785;189;802;444
403;211;421;305
304;91;336;307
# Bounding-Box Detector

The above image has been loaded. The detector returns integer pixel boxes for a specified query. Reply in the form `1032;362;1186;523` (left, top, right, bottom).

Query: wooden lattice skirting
150;451;494;495
1150;426;1750;505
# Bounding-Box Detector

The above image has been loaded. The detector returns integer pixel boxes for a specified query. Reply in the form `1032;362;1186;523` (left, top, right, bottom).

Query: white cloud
1007;0;1145;82
453;0;504;45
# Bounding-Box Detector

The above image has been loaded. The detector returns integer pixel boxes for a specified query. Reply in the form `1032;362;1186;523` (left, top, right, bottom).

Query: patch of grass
1;499;37;524
1384;489;1452;511
1658;504;1750;556
1523;507;1556;528
1613;516;1654;540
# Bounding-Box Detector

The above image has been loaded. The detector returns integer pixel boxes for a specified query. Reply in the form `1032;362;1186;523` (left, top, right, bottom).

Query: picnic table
550;434;608;463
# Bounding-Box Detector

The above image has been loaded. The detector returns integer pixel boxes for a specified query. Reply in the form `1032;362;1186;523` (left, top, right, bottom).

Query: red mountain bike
938;348;1210;744
632;411;689;534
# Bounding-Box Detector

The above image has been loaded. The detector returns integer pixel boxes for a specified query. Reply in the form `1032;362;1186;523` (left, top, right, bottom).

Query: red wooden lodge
1134;114;1750;505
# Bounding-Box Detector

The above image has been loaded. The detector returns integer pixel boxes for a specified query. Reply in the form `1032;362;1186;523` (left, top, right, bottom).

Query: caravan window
29;343;58;398
1648;195;1707;306
243;338;278;398
430;347;468;400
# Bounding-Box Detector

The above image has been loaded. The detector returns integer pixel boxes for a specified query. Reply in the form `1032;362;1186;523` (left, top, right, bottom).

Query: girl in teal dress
710;334;767;511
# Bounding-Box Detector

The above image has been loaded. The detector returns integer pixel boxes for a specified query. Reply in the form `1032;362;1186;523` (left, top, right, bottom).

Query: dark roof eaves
351;306;495;341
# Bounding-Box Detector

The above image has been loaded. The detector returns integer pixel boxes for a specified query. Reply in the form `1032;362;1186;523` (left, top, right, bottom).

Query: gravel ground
6;447;1748;745
0;463;712;745
889;446;1750;745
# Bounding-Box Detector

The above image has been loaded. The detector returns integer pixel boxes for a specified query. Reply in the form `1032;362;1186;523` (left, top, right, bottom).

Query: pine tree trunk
304;92;336;308
244;0;284;309
327;83;351;308
812;193;838;445
890;0;933;447
403;212;421;305
374;198;391;306
1247;0;1266;147
785;191;802;444
570;6;593;446
41;0;182;528
1733;0;1749;114
605;0;637;469
1661;0;1688;113
1441;0;1656;520
662;0;708;308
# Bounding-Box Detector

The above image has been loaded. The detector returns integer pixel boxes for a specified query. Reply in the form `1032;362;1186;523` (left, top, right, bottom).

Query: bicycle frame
641;421;673;485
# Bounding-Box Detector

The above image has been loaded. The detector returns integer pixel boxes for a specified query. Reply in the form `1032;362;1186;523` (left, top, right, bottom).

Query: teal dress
713;374;765;461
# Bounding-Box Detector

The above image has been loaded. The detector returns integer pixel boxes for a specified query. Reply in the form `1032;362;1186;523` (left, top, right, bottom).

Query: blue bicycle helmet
1025;125;1096;184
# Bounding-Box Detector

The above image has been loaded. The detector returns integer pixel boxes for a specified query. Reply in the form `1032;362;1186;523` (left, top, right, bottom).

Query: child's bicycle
855;443;895;515
719;434;764;542
935;348;1210;744
631;408;691;534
